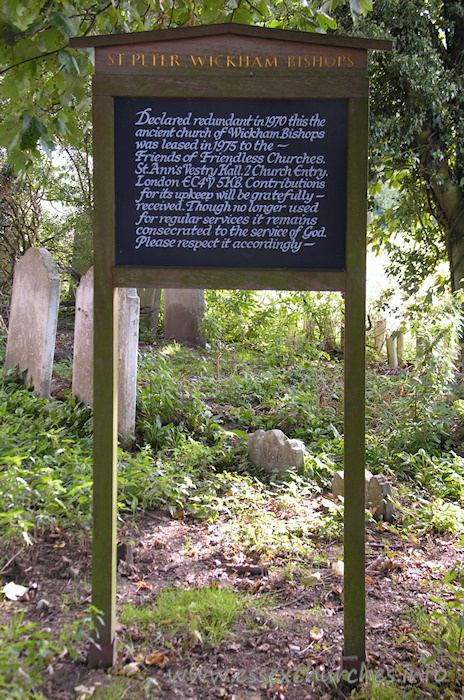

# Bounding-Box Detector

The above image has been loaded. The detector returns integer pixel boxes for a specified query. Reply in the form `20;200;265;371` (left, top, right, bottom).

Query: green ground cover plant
1;303;464;545
0;609;55;699
0;289;463;696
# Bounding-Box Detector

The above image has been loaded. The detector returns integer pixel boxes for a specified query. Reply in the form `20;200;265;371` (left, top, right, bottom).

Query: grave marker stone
248;429;306;472
164;288;205;347
72;267;140;439
138;287;161;332
72;267;94;406
5;247;60;398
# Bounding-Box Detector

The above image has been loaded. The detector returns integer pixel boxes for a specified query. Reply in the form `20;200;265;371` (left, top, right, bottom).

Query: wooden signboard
70;24;391;675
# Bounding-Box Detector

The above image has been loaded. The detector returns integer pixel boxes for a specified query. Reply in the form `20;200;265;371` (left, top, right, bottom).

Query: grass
121;586;251;647
0;609;56;699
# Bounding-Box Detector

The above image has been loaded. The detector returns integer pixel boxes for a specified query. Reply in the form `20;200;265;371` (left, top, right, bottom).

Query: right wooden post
343;95;369;671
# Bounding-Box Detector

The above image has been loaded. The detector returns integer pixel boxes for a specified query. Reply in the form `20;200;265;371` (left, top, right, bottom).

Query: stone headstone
163;289;205;347
367;473;394;521
396;332;405;366
374;319;386;357
72;267;94;406
332;469;394;521
386;335;398;368
72;268;140;440
5;247;61;398
248;429;306;473
332;469;373;500
138;288;161;333
117;288;140;440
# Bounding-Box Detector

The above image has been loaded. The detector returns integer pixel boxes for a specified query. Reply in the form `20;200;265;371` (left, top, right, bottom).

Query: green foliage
1;285;464;552
426;500;464;535
121;586;249;646
0;161;41;291
429;535;464;685
136;348;221;448
0;603;101;699
41;139;94;275
0;608;55;699
395;452;464;504
202;290;343;359
368;180;448;298
58;604;102;661
401;537;464;689
365;291;462;476
0;0;368;171
0;372;93;542
341;0;464;291
0;153;90;296
2;286;464;696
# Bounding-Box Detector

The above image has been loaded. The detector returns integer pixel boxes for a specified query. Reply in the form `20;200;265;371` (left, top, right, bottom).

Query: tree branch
0;46;67;76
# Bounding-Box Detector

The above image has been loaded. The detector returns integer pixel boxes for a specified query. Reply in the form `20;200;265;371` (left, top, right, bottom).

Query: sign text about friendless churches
114;98;347;269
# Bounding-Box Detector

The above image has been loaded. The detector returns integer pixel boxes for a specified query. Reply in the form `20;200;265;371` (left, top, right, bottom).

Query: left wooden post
89;94;118;667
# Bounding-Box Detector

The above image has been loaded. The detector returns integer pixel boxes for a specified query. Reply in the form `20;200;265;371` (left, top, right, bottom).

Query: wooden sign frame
70;24;391;674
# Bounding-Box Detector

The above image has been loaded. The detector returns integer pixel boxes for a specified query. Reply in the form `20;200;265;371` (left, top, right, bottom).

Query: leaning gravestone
163;289;205;347
367;473;394;521
5;247;61;398
248;429;306;473
72;268;140;440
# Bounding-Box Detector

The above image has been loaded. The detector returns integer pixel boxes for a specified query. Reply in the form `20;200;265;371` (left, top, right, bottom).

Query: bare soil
1;511;461;699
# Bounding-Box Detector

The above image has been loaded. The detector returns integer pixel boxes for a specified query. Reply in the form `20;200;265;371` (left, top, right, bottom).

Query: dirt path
1;511;460;699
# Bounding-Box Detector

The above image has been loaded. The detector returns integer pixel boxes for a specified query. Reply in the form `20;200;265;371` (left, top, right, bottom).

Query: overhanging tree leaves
0;0;371;171
345;0;464;293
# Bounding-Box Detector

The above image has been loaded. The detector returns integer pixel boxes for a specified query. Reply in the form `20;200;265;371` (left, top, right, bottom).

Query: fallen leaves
118;661;141;677
2;581;28;601
332;560;344;577
145;651;170;668
136;580;153;592
75;684;95;699
309;626;324;642
366;556;402;575
301;571;321;587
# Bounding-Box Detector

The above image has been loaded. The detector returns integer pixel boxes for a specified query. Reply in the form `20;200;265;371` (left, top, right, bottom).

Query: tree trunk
426;158;464;293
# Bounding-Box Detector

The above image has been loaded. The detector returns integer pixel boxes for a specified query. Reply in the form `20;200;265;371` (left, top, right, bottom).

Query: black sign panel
114;97;347;269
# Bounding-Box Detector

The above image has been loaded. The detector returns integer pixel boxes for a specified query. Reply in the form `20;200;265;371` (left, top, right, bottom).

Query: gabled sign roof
70;22;392;52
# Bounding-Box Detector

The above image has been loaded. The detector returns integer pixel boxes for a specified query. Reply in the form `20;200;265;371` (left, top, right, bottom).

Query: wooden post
89;94;118;667
342;96;368;672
